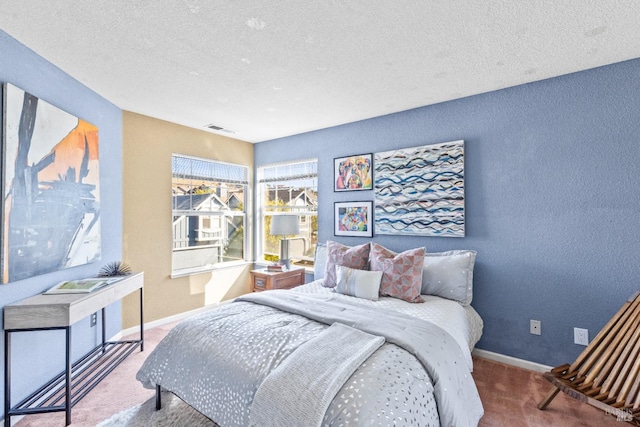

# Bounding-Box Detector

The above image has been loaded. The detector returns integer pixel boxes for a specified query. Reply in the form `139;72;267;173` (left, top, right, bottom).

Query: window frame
257;159;318;269
171;154;250;277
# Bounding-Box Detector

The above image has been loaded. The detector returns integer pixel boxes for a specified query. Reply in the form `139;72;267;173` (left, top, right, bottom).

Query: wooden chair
538;291;640;424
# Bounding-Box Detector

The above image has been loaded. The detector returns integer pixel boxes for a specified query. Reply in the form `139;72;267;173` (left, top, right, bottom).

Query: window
257;159;318;268
172;154;248;275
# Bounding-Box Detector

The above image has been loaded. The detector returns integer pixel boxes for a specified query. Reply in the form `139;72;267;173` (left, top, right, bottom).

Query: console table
3;272;144;426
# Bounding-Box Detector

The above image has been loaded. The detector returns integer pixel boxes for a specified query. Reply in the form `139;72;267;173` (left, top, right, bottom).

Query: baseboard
472;348;552;373
115;301;230;340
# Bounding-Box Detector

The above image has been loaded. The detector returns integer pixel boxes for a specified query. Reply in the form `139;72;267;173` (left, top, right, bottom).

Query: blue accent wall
0;30;122;415
255;58;640;367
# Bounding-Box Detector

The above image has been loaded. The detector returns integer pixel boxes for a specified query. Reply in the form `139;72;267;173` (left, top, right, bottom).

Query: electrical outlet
530;319;541;335
90;312;97;327
574;327;589;346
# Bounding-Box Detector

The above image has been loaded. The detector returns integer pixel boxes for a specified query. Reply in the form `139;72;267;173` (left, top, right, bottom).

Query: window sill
171;260;252;279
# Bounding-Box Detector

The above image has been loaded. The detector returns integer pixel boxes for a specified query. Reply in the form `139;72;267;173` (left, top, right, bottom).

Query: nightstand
250;268;306;292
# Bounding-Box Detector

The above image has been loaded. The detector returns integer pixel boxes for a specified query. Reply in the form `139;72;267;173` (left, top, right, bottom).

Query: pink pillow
369;243;425;303
322;241;370;288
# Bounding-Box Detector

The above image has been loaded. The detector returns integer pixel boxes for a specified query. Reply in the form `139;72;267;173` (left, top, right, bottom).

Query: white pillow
335;265;383;301
421;250;476;305
313;243;327;281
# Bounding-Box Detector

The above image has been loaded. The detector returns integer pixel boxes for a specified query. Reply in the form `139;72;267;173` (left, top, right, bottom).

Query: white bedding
292;279;484;370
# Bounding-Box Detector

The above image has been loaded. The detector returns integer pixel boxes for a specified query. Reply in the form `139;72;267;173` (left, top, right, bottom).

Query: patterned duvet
136;281;484;426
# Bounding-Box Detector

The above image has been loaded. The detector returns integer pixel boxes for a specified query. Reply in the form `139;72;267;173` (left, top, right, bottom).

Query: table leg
65;327;72;426
140;288;144;351
101;308;106;348
4;330;11;427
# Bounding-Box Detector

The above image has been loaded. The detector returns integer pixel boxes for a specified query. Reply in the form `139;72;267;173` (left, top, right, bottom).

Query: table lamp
270;215;299;269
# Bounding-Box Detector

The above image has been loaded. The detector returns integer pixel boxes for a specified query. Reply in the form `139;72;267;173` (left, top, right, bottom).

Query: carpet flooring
9;321;627;427
96;392;218;427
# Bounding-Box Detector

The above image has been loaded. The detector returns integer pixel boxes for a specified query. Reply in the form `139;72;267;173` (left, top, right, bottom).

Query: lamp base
279;238;291;269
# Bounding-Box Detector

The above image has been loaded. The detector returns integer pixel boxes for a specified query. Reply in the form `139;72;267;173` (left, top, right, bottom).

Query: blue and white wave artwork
374;140;465;237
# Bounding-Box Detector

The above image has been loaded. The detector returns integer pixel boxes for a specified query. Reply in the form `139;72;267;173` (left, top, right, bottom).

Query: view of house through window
172;154;248;275
258;159;318;268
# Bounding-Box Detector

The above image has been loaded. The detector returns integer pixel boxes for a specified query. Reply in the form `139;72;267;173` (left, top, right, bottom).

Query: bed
136;242;485;426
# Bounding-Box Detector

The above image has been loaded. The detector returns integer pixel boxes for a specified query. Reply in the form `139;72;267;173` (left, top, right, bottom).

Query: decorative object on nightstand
250;268;305;292
266;262;286;272
270;214;300;269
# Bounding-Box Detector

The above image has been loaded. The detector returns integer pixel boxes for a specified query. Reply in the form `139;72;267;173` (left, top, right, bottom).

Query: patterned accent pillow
369;243;425;303
335;265;383;301
322;241;370;288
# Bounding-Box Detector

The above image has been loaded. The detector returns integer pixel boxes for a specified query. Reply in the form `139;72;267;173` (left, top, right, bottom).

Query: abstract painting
334;201;373;237
1;83;101;284
374;140;464;237
334;153;373;191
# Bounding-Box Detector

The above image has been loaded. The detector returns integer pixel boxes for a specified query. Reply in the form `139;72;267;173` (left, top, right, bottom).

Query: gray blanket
249;322;384;427
239;291;484;427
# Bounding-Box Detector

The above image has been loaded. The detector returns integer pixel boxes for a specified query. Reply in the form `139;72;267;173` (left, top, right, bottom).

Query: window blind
172;154;248;184
258;159;317;183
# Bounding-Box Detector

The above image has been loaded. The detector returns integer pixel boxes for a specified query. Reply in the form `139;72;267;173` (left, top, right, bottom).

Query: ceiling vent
205;124;236;134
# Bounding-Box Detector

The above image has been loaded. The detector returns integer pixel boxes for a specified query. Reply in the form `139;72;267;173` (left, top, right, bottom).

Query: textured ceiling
1;1;639;143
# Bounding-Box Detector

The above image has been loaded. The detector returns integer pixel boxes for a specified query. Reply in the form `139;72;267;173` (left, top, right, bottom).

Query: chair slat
594;310;640;390
616;349;640;403
574;294;640;375
601;320;640;393
608;335;640;400
626;369;640;407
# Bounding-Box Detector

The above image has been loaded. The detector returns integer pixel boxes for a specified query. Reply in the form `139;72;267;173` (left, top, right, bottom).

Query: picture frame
374;140;465;237
1;83;101;284
334;153;373;192
334;201;373;237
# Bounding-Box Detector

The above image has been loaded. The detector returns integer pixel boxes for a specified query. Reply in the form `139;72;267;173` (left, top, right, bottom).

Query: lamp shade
270;215;300;236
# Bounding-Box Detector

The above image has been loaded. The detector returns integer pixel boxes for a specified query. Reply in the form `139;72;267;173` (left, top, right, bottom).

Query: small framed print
334;201;373;237
334;153;373;192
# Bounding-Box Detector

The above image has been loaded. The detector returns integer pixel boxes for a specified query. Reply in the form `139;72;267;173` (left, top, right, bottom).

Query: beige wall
122;111;254;328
